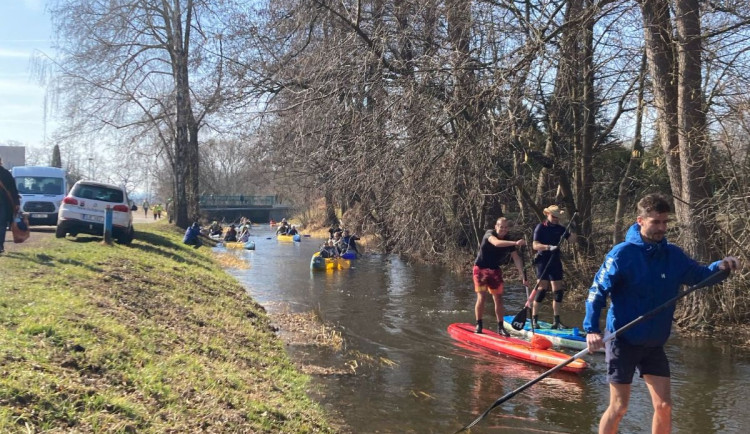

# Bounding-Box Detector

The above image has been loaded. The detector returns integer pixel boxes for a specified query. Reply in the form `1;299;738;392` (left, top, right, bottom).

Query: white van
11;166;68;226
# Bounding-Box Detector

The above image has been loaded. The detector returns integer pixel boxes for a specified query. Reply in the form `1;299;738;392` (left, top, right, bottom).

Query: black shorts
605;337;670;384
535;259;563;281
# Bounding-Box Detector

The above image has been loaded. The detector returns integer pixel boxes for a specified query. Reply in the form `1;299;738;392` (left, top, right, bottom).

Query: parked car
56;181;136;245
12;166;67;226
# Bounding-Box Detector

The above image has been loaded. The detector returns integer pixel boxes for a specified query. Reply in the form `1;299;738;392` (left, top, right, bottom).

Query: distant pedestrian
142;200;150;217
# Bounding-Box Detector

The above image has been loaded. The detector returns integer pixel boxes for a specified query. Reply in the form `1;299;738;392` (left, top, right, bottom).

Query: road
2;211;159;254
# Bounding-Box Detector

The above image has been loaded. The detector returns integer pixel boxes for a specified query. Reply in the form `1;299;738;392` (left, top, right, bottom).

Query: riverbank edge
0;222;335;432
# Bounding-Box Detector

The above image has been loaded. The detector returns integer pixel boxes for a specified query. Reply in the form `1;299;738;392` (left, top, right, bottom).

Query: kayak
503;315;588;351
224;241;256;250
277;234;301;242
340;251;357;260
447;323;587;373
310;252;351;271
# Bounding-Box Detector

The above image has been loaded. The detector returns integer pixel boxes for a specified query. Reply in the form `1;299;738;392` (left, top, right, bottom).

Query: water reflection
220;227;750;433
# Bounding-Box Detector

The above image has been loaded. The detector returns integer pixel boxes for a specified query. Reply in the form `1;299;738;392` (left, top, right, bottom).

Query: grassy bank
0;223;333;433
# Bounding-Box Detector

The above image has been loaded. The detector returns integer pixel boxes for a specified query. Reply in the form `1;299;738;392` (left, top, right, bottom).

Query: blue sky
0;0;55;148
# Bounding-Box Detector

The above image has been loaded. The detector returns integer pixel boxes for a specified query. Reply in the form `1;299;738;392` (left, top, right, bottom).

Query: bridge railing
199;195;278;207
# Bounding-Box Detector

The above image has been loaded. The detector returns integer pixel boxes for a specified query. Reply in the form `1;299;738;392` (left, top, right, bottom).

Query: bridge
199;195;291;223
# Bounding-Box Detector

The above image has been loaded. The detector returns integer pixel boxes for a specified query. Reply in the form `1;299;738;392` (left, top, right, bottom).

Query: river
220;227;750;433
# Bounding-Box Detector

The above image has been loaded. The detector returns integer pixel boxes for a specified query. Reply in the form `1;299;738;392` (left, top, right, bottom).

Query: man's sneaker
498;324;510;337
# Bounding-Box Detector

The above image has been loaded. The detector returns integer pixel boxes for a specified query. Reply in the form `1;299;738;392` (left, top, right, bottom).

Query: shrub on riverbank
0;223;333;432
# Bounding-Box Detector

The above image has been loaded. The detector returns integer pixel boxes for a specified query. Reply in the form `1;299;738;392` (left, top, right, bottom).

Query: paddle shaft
456;268;730;433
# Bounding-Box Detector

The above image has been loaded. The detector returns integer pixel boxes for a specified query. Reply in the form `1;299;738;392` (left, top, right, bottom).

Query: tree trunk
614;52;647;244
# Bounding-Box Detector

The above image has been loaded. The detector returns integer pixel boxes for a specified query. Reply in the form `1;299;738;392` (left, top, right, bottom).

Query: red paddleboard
447;323;587;373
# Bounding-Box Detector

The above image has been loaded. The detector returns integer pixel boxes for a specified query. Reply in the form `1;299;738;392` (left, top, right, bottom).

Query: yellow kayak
310;252;351;271
223;241;255;250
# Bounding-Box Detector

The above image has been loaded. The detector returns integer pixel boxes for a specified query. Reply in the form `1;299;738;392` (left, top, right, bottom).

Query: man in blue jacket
583;193;740;434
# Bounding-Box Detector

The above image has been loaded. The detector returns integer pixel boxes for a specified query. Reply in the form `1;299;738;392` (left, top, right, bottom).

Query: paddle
456;268;731;433
513;241;533;333
510;212;578;331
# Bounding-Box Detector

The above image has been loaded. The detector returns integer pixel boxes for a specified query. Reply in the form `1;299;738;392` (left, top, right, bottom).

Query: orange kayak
447;323;587;373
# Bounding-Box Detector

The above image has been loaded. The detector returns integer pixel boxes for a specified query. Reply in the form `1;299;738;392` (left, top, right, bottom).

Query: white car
56;181;136;245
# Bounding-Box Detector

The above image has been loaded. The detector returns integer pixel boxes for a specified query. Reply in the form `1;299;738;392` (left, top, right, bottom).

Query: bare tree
48;0;232;227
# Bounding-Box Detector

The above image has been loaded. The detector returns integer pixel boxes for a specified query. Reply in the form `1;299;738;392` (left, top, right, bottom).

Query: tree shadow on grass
3;251;106;274
129;231;213;271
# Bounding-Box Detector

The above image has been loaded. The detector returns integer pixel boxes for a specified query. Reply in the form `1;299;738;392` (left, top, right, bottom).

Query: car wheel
118;226;134;245
55;225;67;238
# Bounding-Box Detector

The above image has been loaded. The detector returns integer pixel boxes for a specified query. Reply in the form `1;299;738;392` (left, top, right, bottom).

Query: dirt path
3;212;158;254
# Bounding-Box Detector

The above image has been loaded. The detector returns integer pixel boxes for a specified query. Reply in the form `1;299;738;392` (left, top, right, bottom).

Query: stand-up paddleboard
447;323;587;373
503;316;590;351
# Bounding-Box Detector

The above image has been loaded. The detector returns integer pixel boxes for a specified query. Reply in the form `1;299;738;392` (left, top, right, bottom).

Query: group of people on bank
472;194;741;434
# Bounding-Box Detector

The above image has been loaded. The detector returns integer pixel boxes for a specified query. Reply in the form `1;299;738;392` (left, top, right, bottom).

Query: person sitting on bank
319;240;339;258
183;222;203;249
224;224;238;242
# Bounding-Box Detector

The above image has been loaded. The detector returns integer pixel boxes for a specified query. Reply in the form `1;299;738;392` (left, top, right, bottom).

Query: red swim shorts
473;265;504;295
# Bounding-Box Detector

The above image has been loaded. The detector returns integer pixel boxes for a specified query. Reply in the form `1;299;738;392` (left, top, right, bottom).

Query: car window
16;176;64;195
72;184;125;203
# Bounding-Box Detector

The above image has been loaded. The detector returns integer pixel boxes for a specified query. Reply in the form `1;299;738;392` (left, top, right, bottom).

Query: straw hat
543;205;564;218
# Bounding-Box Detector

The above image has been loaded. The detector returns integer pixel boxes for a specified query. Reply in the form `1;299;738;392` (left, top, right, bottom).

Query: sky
0;0;56;149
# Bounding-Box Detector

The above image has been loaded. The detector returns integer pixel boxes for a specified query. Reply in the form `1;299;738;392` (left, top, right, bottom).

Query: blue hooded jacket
583;223;723;346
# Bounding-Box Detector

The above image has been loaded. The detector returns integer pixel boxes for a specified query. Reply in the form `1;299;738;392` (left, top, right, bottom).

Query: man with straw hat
531;205;576;329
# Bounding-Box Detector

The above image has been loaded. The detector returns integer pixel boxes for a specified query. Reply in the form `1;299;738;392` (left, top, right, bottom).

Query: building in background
0;146;26;169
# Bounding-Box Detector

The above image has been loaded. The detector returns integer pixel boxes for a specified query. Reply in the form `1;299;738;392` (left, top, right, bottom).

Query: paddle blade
530;334;552;350
510;307;527;330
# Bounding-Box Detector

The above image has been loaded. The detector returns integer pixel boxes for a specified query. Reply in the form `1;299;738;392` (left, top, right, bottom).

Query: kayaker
583;193;741;434
209;221;223;237
331;230;343;252
473;217;528;335
339;229;360;254
238;224;251;242
319;240;339;258
287;225;299;236
183;222;203;249
531;205;576;329
276;219;290;235
224;224;238;242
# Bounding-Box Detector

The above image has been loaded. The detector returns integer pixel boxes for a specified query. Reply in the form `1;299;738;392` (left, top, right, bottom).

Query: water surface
222;227;750;433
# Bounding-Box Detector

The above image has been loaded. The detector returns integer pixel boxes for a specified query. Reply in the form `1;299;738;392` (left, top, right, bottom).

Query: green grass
0;223;333;433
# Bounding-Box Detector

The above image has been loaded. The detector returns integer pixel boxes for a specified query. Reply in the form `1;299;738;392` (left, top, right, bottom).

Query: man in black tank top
472;217;528;335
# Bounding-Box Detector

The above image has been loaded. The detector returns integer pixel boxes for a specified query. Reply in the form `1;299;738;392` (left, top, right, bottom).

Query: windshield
16;176;65;195
72;184;125;203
